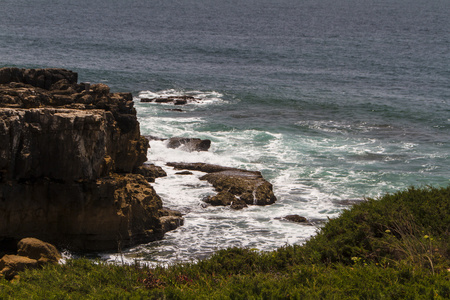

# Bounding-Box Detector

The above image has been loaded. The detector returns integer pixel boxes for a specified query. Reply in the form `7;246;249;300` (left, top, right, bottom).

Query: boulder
166;137;211;152
17;237;61;263
201;170;276;206
168;162;276;207
0;255;38;280
0;238;60;280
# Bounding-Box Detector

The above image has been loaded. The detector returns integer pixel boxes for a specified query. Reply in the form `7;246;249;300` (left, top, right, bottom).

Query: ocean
1;0;449;265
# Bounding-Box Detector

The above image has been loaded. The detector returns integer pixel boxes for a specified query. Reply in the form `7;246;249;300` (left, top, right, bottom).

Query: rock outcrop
167;162;277;208
0;237;60;280
0;67;183;251
16;237;61;263
0;254;38;280
134;163;167;182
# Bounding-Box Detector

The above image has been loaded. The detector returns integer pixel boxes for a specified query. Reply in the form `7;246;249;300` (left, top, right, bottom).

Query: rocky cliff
0;67;182;251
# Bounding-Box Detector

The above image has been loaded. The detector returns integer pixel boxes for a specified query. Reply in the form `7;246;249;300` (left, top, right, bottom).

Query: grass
1;186;449;299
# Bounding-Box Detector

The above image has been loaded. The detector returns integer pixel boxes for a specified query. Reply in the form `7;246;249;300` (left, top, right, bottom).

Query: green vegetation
1;186;449;299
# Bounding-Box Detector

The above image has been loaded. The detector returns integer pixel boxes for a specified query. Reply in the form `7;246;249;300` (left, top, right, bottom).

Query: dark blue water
1;0;449;264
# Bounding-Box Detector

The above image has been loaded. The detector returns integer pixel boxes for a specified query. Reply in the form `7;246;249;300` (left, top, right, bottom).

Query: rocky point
0;67;182;252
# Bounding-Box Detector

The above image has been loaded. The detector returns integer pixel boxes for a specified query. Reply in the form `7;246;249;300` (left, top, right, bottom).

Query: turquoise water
1;0;449;264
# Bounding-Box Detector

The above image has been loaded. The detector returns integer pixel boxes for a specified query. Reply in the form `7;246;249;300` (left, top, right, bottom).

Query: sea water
1;0;449;265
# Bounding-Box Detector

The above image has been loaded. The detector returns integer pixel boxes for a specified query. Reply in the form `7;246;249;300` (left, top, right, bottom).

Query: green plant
1;186;449;299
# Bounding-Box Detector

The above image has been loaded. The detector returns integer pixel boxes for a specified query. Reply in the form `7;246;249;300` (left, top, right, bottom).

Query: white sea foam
105;119;347;266
137;89;225;106
103;91;443;266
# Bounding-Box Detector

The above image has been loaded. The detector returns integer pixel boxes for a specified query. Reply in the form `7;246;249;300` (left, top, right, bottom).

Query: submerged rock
0;67;182;251
167;162;248;174
175;171;193;175
284;215;308;223
140;95;198;105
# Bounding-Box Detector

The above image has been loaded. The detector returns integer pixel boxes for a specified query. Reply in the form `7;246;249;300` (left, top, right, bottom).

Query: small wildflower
423;235;429;239
385;229;391;234
351;257;361;263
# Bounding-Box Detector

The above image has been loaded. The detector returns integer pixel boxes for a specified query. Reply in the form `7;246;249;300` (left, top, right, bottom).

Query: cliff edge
0;67;182;251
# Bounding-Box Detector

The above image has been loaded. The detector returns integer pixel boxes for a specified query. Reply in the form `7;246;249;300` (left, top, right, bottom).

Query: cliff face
0;68;181;251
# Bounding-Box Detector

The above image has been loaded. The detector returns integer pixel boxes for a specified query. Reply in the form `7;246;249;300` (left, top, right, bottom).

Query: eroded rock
159;209;184;233
17;237;61;263
0;108;111;181
204;191;235;206
0;67;77;90
0;255;38;280
0;68;182;251
0;237;60;280
168;162;277;208
134;164;167;182
201;170;277;206
230;199;248;210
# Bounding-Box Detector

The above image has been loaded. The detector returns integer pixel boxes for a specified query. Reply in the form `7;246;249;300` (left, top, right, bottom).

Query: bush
300;186;450;269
